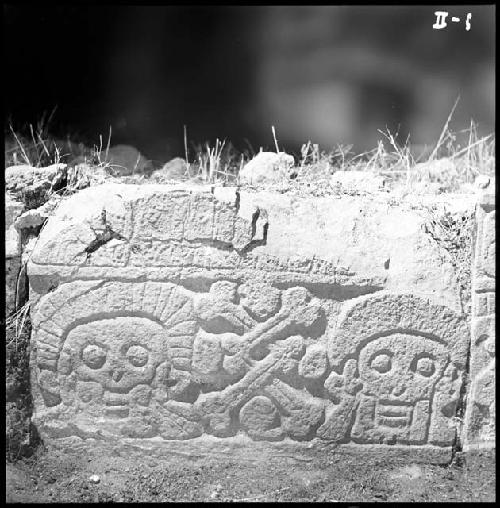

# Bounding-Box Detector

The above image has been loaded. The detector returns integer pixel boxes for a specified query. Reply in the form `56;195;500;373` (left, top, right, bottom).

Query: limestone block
6;164;67;209
6;256;22;317
5;194;25;229
27;183;472;460
463;177;496;450
14;195;62;233
5;195;25;316
6;224;21;260
6;195;24;255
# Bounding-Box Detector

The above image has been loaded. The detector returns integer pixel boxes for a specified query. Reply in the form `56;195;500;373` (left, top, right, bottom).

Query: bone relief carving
33;281;468;450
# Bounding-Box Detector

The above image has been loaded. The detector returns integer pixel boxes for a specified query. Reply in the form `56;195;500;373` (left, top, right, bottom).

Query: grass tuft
5;109;495;192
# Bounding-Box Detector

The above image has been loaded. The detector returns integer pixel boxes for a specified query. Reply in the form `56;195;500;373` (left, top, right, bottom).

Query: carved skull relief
352;333;448;444
58;317;169;418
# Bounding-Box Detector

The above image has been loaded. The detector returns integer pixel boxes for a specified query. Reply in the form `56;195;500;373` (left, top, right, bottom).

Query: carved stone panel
319;293;468;448
31;280;468;458
27;184;473;460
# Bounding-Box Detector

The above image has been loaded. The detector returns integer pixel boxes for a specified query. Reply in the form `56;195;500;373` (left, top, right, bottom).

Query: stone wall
23;183;488;462
462;178;496;450
5;195;24;316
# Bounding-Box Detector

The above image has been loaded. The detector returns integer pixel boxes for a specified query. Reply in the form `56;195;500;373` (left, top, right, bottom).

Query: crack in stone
85;224;127;259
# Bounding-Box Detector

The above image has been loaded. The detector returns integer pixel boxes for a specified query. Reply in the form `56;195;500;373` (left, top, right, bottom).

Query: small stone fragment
239;151;295;185
101;144;152;176
150;157;189;181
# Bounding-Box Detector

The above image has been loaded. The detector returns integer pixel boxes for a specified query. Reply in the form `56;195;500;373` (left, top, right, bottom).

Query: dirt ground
5;442;495;503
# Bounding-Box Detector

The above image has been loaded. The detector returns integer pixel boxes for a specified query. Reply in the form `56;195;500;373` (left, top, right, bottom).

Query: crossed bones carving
193;286;325;436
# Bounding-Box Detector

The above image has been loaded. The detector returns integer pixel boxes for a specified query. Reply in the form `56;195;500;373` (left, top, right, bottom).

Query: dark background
4;5;495;163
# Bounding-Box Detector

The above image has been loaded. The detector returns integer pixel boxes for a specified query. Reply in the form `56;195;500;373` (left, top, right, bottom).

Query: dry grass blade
30;124;42;166
92;127;113;170
365;142;384;172
183;125;191;177
9;124;31;165
197;138;226;182
6;302;31;348
456;136;493;175
300;140;312;169
428;96;460;161
105;125;112;162
37;132;51;160
272;125;280;153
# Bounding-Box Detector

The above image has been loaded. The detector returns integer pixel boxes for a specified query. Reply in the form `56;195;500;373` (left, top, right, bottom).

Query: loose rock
150;157;189;181
100;144;152;176
239;151;295;185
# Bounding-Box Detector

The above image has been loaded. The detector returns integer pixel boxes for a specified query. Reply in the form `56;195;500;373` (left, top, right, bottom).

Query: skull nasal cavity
112;370;124;382
392;383;406;396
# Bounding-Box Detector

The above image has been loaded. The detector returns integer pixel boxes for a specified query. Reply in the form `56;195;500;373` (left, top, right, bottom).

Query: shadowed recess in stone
274;281;384;301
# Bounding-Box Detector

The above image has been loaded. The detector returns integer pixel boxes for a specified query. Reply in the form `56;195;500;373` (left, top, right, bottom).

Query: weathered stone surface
463;177;495;450
6;194;26;229
320;292;469;446
6;195;24;257
6;256;22;317
27;184;473;311
6;163;67;209
27;183;474;459
5;195;25;316
239;151;295;185
14;194;63;232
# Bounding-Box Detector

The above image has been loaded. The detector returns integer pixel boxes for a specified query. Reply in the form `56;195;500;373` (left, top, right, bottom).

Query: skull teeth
104;393;129;406
376;403;413;428
105;406;129;418
377;404;411;417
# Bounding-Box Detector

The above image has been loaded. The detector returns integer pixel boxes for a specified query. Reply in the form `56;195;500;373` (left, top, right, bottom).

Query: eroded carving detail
318;293;468;448
32;190;264;269
33;283;468;451
33;280;328;441
351;334;448;445
463;184;495;450
468;334;496;442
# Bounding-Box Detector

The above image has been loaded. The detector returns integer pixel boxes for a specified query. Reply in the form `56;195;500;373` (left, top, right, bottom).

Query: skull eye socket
82;344;107;369
370;353;392;374
413;355;435;377
126;345;149;367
